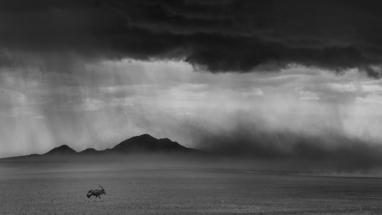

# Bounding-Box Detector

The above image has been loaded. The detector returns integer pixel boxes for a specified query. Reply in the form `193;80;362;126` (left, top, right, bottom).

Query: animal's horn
99;184;104;191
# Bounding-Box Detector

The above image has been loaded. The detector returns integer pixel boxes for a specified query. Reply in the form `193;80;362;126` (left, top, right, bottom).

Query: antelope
87;185;106;201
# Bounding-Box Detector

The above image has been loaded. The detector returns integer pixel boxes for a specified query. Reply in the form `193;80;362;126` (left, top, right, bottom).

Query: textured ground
1;162;382;214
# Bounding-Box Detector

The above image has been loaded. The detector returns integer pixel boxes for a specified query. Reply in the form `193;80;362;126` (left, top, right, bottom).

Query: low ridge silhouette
1;134;202;160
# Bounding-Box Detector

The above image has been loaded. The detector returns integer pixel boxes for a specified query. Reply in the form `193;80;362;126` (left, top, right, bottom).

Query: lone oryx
87;185;106;201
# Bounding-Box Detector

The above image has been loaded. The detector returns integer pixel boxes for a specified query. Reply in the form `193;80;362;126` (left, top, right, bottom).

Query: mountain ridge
1;134;203;160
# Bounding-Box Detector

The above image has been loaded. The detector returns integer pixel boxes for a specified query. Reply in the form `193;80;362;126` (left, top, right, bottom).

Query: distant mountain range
1;134;203;160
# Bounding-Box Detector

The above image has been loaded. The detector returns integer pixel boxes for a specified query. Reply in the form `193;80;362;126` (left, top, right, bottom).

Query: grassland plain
1;161;382;215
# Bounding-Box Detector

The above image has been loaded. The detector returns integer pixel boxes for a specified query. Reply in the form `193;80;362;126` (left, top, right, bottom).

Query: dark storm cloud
1;0;382;76
0;51;15;68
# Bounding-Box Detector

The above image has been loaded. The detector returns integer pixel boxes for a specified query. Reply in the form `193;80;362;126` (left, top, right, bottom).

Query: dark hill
79;148;101;155
112;134;191;153
44;145;78;156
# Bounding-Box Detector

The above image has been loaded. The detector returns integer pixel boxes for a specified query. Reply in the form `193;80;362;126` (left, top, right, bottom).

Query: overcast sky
2;0;382;171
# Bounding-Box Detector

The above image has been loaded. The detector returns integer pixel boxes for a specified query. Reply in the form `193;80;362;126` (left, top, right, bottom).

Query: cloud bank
1;0;382;76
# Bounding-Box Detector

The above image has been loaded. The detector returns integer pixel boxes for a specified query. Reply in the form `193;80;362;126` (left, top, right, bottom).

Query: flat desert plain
1;160;382;214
